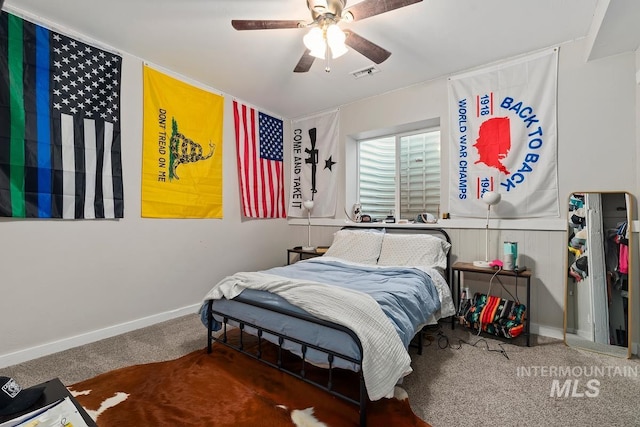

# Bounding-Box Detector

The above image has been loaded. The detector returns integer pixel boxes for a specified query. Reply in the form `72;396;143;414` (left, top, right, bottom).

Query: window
357;128;441;221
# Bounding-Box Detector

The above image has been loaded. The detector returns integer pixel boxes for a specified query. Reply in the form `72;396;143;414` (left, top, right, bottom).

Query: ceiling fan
231;0;423;73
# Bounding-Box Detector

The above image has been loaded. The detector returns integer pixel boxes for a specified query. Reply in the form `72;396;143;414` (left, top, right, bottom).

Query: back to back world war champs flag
448;48;559;219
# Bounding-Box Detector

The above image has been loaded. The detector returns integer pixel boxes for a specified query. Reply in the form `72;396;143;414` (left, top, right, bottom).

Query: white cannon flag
288;110;339;218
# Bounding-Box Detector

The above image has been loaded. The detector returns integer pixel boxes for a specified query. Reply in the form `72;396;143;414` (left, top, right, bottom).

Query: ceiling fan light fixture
303;27;325;52
326;24;347;58
329;41;348;58
309;46;326;59
231;0;423;73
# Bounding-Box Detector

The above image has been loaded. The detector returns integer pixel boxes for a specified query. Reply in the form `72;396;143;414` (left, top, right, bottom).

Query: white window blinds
358;129;440;220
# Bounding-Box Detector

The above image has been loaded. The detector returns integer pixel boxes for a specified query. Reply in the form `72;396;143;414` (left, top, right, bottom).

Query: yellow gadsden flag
141;66;224;218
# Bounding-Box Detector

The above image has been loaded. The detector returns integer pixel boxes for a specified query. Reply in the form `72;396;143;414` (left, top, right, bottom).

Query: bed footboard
206;297;368;426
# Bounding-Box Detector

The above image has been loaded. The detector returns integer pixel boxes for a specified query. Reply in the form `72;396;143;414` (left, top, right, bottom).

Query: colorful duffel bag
462;293;526;339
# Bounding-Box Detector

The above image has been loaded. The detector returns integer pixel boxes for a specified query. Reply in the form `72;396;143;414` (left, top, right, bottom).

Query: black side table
287;247;327;264
452;261;533;346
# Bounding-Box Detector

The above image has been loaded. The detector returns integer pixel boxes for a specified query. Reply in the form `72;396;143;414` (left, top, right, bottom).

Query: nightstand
287;247;327;265
452;261;533;346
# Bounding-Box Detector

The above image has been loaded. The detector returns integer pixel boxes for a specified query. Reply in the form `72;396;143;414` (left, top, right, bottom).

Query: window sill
287;217;568;231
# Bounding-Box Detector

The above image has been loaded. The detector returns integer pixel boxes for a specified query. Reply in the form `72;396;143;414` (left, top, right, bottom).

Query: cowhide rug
69;330;430;426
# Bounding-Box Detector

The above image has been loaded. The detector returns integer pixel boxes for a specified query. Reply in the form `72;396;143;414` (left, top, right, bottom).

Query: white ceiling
6;0;640;119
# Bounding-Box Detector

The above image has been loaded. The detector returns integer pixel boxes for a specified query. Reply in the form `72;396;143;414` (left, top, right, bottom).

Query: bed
198;226;455;426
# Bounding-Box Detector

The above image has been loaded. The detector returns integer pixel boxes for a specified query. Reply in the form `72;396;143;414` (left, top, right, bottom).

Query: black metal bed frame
207;296;369;426
206;226;452;427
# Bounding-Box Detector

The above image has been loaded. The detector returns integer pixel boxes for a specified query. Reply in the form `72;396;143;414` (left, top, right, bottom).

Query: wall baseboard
532;323;564;341
0;303;200;369
1;310;635;369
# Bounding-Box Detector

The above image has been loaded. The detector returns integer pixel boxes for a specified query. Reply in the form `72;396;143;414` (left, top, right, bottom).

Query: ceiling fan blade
231;20;303;30
344;31;391;64
344;0;423;21
294;50;315;73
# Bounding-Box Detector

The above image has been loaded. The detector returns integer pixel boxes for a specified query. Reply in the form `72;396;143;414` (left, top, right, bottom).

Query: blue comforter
259;257;441;347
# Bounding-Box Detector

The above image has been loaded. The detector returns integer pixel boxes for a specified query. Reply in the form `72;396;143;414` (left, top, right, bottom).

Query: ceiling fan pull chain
325;39;331;72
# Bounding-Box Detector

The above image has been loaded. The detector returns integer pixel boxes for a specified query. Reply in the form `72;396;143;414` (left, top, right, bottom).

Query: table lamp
302;200;315;251
473;191;502;268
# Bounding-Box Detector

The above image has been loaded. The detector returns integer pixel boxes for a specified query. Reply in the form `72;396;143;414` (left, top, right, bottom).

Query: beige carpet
1;314;639;426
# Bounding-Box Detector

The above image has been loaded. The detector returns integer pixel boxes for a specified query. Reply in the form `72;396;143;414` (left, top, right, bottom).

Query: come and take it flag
233;100;286;218
288;110;339;218
448;48;559;218
0;11;123;219
141;65;223;218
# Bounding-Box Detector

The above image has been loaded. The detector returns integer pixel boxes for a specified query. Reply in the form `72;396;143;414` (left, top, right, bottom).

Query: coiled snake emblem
169;132;216;180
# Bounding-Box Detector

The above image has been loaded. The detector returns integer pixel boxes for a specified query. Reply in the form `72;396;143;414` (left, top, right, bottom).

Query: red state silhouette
473;117;511;174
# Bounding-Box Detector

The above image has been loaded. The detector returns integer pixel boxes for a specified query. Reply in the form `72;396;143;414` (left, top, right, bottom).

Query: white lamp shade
303;27;324;53
309;46;326;59
303;200;314;210
326;24;344;43
482;191;501;206
329;42;348;58
326;25;347;58
304;25;348;60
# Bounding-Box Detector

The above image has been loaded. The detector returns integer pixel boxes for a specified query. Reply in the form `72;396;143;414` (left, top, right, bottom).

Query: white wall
288;37;639;348
0;51;292;367
2;33;638;367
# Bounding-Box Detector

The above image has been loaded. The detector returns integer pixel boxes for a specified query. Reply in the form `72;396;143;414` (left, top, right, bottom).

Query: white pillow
377;233;451;270
324;229;385;265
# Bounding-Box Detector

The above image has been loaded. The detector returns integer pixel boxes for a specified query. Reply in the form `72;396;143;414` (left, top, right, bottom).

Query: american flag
0;11;123;218
233;100;286;218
